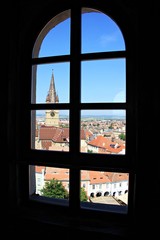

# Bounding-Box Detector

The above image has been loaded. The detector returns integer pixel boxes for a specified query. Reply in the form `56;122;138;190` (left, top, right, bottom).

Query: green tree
87;149;93;153
119;133;126;141
41;178;69;199
80;187;88;202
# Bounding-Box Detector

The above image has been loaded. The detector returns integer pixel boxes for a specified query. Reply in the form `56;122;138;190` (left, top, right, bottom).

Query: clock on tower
50;110;55;117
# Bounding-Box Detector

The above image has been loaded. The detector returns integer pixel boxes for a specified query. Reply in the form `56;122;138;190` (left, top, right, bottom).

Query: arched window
14;2;137;235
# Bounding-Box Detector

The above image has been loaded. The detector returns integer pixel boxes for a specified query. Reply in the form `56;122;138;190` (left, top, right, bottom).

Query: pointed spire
46;69;59;103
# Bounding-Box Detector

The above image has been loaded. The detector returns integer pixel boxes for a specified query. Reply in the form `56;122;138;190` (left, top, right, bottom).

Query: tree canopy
41;178;69;199
41;178;88;202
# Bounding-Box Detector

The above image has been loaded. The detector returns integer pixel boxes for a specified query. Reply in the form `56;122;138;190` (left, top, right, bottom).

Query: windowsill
30;194;128;214
8;197;135;239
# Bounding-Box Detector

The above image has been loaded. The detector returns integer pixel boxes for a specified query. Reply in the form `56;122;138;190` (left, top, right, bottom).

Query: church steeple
45;70;59;127
46;70;59;104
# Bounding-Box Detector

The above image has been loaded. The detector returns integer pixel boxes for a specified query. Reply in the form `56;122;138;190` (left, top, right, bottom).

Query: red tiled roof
39;126;87;143
88;135;125;154
89;171;111;184
41;141;52;150
39;126;69;143
36;167;128;184
44;167;69;181
35;166;46;173
104;172;128;182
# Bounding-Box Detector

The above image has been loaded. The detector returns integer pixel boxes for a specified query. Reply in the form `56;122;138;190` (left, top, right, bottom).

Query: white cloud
100;32;117;46
113;90;125;103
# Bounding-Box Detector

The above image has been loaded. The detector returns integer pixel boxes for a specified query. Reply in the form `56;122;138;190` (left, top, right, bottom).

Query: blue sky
35;11;126;117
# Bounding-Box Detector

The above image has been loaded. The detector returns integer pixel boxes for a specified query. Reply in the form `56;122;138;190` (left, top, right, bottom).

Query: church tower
45;70;59;127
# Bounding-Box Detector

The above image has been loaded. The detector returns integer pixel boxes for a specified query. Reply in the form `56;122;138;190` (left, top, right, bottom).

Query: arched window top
32;7;125;58
32;9;71;58
81;8;125;53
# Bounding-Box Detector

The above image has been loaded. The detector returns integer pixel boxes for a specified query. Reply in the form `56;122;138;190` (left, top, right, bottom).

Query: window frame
15;2;137;234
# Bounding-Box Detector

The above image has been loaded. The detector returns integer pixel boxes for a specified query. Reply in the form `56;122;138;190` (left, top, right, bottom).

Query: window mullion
69;6;81;213
70;6;81;153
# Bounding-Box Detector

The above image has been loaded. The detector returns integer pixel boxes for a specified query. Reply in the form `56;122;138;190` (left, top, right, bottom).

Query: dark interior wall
135;0;158;221
5;0;158;238
135;3;159;237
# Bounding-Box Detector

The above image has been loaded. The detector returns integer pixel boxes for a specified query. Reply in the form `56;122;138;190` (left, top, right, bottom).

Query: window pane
33;10;71;58
80;170;128;214
32;63;70;104
32;110;69;151
80;110;126;154
29;166;69;206
82;9;125;53
81;59;126;103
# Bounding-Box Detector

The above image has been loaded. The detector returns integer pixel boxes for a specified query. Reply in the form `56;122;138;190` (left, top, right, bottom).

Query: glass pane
81;170;128;214
82;9;125;53
81;59;126;103
31;63;70;104
80;110;126;154
32;110;69;151
29;165;69;206
33;10;71;58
